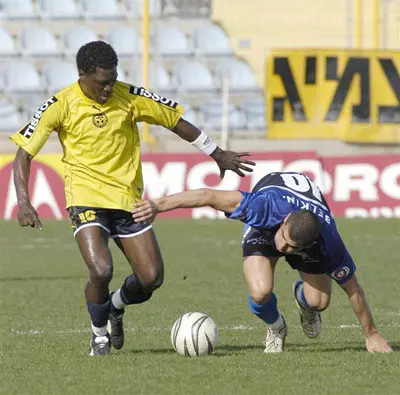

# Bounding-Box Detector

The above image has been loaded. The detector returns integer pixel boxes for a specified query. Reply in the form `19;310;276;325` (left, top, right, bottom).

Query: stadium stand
0;0;265;154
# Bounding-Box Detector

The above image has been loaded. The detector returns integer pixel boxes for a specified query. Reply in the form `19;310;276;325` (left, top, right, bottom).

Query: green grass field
0;218;399;395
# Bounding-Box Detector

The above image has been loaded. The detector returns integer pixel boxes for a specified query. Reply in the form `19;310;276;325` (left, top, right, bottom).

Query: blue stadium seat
154;25;190;56
62;26;98;56
3;61;43;94
0;98;23;131
215;59;259;92
37;0;81;20
82;0;123;20
42;61;77;93
117;68;128;83
199;100;247;131
242;97;266;130
129;63;174;93
172;61;215;93
0;27;17;57
193;25;232;56
107;27;138;57
19;27;60;57
1;0;36;19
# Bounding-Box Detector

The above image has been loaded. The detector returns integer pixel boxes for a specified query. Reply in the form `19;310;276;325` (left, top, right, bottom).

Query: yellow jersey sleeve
129;86;184;130
9;96;63;157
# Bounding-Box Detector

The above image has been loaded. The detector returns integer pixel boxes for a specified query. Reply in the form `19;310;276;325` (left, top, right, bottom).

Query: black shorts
242;226;329;275
68;206;152;238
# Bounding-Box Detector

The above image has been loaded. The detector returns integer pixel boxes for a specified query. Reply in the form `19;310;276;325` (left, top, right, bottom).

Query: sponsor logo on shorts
129;86;178;108
19;96;58;138
331;266;351;280
245;236;270;246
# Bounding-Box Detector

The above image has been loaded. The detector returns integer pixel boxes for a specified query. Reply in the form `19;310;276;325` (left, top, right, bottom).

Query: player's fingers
35;217;43;231
234;168;245;177
236;152;253;157
219;168;225;179
238;164;254;172
238;158;256;166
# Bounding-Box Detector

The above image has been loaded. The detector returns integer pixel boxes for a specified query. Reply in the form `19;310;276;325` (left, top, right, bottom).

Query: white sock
269;314;284;330
112;289;126;310
91;323;108;337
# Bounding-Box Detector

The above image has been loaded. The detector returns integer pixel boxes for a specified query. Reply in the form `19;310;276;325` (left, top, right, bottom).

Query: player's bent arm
340;274;393;353
172;119;255;178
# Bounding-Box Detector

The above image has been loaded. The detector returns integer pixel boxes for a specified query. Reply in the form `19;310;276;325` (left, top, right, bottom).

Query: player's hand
132;200;159;223
365;332;393;353
210;148;255;179
17;202;43;230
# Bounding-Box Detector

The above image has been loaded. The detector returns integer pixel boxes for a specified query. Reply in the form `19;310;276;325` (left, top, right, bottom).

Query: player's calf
293;281;322;339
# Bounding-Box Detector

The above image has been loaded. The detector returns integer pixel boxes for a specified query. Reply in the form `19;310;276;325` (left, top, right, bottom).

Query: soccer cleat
293;280;322;339
264;315;288;353
109;293;125;350
89;333;111;356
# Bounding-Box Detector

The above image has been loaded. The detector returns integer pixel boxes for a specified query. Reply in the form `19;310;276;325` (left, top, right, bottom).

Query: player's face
79;66;118;104
274;217;299;254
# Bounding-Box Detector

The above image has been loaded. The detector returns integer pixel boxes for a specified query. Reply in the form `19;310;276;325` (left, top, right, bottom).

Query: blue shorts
68;206;152;239
242;225;355;284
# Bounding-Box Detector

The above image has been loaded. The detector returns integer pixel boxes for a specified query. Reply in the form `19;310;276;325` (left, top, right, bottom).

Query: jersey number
280;173;322;202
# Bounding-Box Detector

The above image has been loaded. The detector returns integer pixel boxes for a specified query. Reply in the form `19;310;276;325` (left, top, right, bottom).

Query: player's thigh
299;271;332;310
69;206;113;277
75;227;113;278
115;228;164;288
243;255;279;303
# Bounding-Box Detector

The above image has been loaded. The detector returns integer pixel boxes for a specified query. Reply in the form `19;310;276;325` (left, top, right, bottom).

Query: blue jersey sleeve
322;224;356;284
226;190;292;229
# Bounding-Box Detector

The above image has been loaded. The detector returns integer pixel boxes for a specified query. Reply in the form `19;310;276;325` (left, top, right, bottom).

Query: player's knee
249;289;274;305
88;262;113;284
140;270;164;292
306;293;330;311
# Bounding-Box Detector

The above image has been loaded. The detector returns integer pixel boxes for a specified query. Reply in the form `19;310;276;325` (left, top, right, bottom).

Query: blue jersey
226;172;355;282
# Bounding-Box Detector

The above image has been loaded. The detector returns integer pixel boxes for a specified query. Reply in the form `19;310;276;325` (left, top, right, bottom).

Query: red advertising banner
320;154;400;218
1;151;400;219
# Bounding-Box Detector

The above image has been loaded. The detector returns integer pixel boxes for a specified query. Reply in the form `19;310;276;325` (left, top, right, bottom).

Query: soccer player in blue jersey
132;171;393;354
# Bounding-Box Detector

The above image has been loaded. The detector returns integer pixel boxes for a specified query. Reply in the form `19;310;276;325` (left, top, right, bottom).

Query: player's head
76;41;119;104
274;209;321;254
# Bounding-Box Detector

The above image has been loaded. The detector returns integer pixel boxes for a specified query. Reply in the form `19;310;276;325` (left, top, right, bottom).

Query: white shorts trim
73;223;111;238
110;224;153;239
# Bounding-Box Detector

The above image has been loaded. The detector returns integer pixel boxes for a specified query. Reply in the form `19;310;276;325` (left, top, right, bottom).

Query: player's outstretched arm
172;119;255;178
340;275;393;353
132;189;243;223
13;148;43;230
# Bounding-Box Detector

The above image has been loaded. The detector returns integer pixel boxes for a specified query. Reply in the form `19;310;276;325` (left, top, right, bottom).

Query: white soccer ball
171;312;218;356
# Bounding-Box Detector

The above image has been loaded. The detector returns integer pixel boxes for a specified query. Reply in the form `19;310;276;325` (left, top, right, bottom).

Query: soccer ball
171;312;218;356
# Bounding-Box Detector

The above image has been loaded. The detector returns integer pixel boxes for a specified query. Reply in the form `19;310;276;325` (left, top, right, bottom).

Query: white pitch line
3;323;400;336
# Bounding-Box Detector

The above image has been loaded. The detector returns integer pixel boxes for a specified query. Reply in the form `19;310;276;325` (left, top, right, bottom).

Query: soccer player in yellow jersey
11;41;255;356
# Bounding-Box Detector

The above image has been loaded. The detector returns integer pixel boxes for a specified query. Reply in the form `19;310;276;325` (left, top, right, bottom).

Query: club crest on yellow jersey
92;107;108;128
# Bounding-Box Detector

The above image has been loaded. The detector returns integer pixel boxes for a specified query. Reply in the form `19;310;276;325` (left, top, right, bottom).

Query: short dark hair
286;209;321;249
76;41;118;74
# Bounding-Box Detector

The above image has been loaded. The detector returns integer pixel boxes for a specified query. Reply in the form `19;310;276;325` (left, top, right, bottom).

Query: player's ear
283;213;292;223
78;70;86;80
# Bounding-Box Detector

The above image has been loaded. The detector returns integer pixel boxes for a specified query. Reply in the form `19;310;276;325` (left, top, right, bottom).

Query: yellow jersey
10;81;184;211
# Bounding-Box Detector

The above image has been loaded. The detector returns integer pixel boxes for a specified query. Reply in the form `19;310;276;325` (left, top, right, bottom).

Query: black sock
87;297;111;329
120;274;153;305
